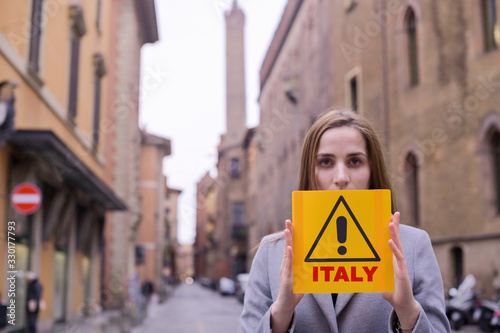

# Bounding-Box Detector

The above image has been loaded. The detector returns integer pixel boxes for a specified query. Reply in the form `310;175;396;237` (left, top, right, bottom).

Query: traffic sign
292;190;393;293
11;182;42;215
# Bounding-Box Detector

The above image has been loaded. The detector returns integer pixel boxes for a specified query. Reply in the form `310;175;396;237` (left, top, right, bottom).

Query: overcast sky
139;0;288;244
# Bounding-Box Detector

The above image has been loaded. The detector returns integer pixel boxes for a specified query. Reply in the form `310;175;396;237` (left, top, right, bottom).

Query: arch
404;7;419;86
396;146;423;227
396;1;423;89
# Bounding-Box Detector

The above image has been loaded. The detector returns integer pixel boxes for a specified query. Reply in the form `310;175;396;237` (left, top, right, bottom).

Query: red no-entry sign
11;182;42;215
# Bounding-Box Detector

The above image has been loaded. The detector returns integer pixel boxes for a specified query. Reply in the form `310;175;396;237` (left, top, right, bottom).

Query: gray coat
239;225;450;332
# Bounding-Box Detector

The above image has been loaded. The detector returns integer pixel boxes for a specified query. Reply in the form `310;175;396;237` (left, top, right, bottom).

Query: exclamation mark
337;216;347;255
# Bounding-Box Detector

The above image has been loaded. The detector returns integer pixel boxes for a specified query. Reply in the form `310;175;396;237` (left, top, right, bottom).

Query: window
93;54;106;147
345;67;362;113
28;0;44;72
350;76;358;112
96;0;102;32
405;8;419;86
491;131;500;214
68;4;87;119
68;37;81;118
404;152;420;226
233;202;245;226
482;0;498;52
230;158;241;178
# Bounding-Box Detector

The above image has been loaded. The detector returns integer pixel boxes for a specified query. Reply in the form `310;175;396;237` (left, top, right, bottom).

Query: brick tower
224;1;246;145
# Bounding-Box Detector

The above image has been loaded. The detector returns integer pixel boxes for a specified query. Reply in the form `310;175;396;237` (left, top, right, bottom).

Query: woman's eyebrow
347;152;367;157
315;152;367;157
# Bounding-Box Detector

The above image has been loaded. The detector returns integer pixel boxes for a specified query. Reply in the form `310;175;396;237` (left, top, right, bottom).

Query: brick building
253;0;500;297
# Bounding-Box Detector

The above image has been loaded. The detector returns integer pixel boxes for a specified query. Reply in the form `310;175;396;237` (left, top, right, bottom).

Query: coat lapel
334;293;355;316
311;293;337;331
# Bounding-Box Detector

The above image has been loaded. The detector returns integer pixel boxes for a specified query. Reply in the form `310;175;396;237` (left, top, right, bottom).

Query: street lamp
0;80;16;141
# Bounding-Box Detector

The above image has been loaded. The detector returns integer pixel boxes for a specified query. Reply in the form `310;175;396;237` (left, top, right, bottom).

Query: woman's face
314;126;371;191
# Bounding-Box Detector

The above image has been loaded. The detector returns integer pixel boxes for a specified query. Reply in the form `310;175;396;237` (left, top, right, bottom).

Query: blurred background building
0;0;180;332
196;0;500;299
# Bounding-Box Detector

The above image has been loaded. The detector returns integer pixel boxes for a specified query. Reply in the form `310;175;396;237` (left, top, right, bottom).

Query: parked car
219;277;236;296
199;277;216;290
235;273;250;303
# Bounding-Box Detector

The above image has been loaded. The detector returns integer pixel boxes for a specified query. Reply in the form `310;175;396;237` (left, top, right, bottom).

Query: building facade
136;131;171;299
211;3;261;281
254;0;500;297
0;0;127;331
165;183;181;282
194;172;217;281
101;0;158;323
0;0;165;331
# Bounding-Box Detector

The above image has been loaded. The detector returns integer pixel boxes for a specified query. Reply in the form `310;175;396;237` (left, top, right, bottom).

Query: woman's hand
382;212;420;330
271;219;304;333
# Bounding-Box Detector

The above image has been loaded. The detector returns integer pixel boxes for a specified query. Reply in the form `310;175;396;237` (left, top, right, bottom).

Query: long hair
298;109;395;211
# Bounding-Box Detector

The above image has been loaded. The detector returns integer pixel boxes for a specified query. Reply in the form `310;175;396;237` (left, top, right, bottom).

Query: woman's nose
333;165;349;188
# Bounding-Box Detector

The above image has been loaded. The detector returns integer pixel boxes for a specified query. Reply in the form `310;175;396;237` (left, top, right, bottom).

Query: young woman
239;110;450;332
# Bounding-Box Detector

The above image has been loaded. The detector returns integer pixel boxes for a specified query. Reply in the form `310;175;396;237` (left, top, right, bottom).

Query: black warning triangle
304;195;380;262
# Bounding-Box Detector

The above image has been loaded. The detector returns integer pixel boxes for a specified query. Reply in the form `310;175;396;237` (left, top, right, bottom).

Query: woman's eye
349;158;362;166
320;159;332;166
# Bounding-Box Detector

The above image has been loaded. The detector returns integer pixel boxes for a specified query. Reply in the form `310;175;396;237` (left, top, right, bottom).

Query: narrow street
132;281;243;333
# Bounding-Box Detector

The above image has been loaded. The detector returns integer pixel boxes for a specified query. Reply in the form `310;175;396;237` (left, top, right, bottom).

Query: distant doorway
451;246;464;287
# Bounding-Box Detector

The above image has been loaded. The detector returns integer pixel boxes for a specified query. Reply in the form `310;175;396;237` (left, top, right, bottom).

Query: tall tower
224;2;246;145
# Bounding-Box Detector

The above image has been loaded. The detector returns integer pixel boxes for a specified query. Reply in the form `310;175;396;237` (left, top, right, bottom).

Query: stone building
253;0;500;297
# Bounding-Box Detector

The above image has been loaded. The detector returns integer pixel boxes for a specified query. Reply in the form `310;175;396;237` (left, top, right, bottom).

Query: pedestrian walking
142;279;154;302
26;272;43;333
239;109;450;332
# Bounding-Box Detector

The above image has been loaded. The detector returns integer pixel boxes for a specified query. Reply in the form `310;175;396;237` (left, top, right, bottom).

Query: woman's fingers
283;220;293;276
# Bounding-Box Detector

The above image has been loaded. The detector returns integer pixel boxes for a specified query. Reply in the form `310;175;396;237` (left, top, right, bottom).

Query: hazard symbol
304;196;380;262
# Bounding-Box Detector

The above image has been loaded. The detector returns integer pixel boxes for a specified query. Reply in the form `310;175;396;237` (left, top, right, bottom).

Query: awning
9;130;127;210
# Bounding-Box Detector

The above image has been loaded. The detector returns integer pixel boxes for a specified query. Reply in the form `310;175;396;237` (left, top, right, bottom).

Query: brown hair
298;109;395;211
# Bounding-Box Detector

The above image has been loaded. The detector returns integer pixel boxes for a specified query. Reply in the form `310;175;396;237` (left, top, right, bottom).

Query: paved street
132;282;243;333
130;281;485;333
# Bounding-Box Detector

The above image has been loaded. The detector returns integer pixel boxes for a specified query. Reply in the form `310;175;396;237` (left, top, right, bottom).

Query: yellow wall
0;0;31;58
41;1;70;112
0;54;106;182
39;240;55;321
0;0;112;177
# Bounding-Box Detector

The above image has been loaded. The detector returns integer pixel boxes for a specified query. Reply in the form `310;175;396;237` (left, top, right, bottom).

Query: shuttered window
68;36;81;118
28;0;44;72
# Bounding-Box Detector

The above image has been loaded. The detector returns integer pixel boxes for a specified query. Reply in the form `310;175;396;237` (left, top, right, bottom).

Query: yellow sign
292;190;394;293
